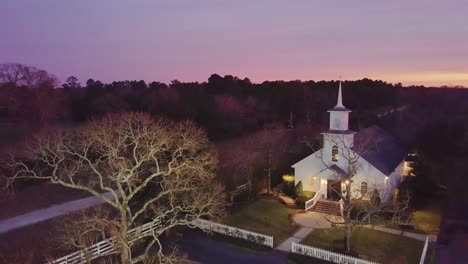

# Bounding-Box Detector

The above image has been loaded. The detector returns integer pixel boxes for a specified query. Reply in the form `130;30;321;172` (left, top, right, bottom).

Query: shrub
295;196;307;208
294;181;304;198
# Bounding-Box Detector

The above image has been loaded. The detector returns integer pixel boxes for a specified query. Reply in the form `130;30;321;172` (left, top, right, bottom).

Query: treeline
1;63;467;142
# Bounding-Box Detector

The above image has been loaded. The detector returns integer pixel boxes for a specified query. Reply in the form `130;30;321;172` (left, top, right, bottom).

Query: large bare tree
2;112;226;263
0;63;63;125
0;63;58;89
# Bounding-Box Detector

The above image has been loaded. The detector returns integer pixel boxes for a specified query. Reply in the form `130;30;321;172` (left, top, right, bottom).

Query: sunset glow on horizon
1;0;467;87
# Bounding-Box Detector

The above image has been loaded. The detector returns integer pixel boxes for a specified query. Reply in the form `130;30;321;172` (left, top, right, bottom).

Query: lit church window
361;182;368;195
332;146;338;162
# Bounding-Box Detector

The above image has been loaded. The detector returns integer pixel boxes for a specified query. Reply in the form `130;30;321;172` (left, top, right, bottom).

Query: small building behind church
292;82;410;209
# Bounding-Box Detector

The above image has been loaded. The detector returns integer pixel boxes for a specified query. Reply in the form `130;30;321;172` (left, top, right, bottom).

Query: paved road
180;230;289;264
0;191;118;234
436;202;468;264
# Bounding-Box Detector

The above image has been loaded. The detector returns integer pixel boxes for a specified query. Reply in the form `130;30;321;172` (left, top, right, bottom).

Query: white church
292;82;411;205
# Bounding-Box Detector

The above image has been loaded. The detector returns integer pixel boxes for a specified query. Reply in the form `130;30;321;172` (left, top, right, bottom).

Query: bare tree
0;63;63;125
0;63;58;89
2;112;227;263
218;136;261;198
255;124;288;194
64;76;81;89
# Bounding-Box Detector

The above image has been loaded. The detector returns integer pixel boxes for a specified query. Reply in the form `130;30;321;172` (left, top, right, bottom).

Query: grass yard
411;206;443;235
384;201;443;235
223;198;299;246
302;191;316;199
301;226;432;264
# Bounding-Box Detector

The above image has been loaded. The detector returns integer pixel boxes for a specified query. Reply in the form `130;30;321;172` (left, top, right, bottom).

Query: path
364;225;437;242
0;191;118;234
275;211;332;252
277;193;296;207
275;227;314;252
293;211;335;228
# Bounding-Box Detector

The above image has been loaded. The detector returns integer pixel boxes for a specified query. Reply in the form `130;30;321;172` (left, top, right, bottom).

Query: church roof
352;126;407;175
312;164;343;180
329;164;347;176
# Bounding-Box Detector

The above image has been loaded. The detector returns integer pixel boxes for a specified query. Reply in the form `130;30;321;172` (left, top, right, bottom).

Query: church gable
291;148;323;169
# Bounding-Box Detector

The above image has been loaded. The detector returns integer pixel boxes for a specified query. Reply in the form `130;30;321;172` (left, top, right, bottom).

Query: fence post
419;236;429;264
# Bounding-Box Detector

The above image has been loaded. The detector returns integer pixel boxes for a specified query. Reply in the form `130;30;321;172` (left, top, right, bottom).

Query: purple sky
1;1;468;86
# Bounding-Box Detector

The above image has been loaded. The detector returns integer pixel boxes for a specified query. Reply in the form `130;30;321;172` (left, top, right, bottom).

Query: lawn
384;202;443;235
411;206;443;235
301;227;431;264
302;191;316;199
223;198;299;246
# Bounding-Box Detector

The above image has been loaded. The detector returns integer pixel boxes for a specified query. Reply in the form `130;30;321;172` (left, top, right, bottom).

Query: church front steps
310;200;341;216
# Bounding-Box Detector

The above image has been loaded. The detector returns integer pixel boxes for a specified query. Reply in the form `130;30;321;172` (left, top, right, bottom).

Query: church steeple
336;81;344;108
331;81;348;111
327;81;351;131
322;81;355;164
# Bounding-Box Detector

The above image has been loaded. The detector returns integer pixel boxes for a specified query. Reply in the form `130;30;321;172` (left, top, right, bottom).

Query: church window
332;146;338;162
361;182;368;195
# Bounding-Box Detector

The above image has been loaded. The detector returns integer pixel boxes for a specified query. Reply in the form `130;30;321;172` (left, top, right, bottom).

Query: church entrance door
327;179;342;201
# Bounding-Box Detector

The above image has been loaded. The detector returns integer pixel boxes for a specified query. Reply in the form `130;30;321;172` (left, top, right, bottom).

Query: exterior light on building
345;180;349;185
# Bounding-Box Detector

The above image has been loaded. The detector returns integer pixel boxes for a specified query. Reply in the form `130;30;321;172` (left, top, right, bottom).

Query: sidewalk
0;191;117;234
275;227;314;252
277;193;296;207
364;224;437;242
275;211;333;252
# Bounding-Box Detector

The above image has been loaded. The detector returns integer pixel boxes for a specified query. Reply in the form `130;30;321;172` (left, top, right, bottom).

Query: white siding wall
293;150;399;202
349;157;387;200
329;111;350;130
322;133;354;166
293;150;326;191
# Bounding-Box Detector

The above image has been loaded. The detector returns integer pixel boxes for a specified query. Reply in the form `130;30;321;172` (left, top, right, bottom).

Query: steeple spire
336;81;344;108
327;80;351;131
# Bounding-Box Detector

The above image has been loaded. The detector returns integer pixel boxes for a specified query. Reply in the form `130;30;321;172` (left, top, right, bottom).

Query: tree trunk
267;168;271;194
247;174;253;198
267;147;272;194
346;180;351;201
119;215;132;264
345;225;352;253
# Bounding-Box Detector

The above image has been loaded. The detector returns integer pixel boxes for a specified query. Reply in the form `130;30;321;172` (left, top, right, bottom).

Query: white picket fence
49;219;162;264
49;218;272;263
48;238;117;264
230;183;248;201
291;241;381;264
419;236;429;264
194;218;274;248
